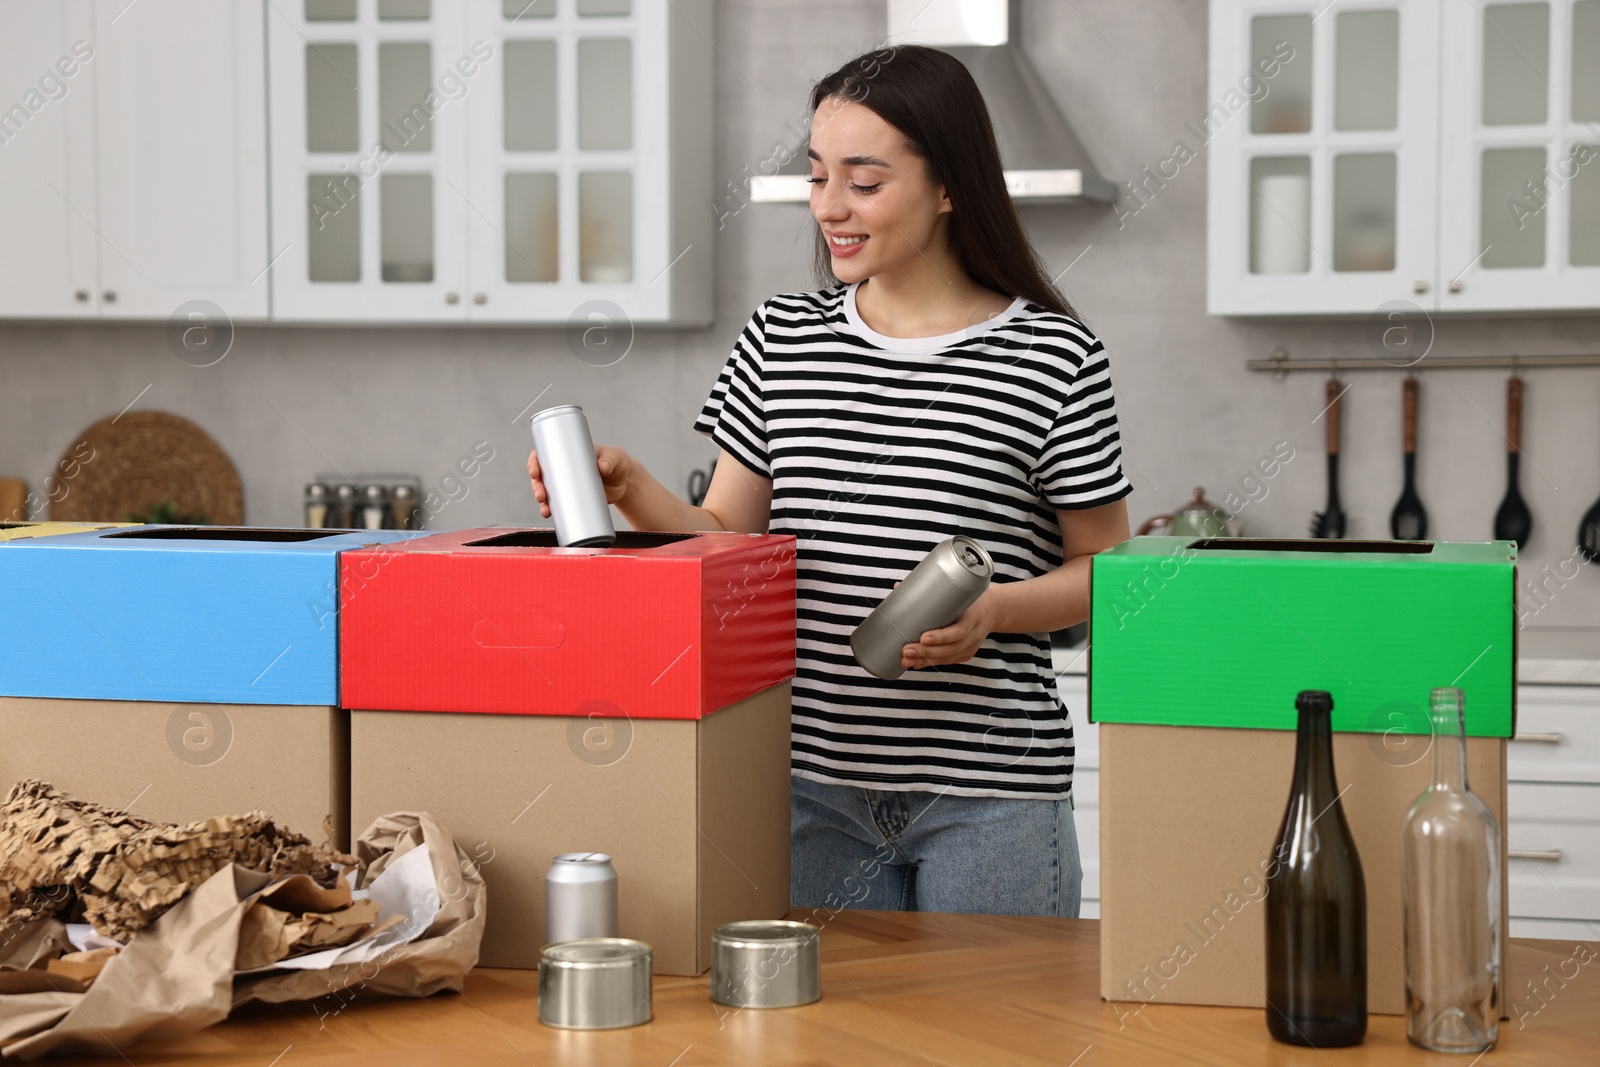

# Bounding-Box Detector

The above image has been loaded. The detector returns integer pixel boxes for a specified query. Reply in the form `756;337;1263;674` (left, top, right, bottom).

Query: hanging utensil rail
1249;350;1600;376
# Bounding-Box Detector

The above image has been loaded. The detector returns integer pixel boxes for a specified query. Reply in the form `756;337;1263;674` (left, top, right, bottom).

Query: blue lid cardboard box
1089;538;1514;1016
0;526;426;705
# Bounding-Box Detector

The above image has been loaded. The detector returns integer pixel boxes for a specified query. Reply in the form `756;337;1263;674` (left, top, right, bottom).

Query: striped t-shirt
693;283;1131;800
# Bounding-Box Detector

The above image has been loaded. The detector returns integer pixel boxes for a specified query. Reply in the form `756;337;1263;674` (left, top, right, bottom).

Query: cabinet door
269;0;469;321
93;0;270;320
0;2;99;319
1439;0;1600;310
463;0;674;324
1207;0;1439;316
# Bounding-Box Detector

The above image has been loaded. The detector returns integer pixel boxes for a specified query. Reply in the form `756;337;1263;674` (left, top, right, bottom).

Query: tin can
850;535;994;680
546;852;618;944
530;404;615;547
538;938;652;1029
710;920;821;1008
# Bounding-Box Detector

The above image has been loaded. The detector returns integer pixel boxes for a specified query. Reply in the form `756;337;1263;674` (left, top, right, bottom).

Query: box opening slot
465;530;696;549
1186;538;1435;554
105;527;342;542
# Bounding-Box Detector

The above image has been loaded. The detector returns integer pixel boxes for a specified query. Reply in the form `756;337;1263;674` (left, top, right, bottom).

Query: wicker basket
48;411;243;525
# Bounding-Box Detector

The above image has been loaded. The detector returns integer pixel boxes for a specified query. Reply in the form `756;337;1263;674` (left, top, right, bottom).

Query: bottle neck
1429;699;1469;792
1293;705;1340;807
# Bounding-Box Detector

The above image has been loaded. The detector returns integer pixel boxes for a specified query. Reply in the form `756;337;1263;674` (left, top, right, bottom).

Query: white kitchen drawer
1508;916;1600;942
1078;900;1101;920
1510;686;1600;785
1058;673;1097;770
1072;768;1100;904
1506;782;1600;921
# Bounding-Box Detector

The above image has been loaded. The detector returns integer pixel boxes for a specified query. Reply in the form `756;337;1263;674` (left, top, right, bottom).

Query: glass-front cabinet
1209;0;1600;315
1208;0;1440;316
1438;0;1600;311
268;0;712;324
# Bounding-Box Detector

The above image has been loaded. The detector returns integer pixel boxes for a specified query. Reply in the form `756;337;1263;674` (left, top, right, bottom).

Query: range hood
750;0;1117;205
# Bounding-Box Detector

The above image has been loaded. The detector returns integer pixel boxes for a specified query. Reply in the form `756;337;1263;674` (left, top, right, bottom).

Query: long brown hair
808;45;1077;319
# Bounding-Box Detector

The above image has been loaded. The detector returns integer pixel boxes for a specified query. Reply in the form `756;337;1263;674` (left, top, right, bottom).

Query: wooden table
40;913;1599;1065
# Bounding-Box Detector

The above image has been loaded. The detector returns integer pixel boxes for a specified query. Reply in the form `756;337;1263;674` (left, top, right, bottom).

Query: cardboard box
339;529;796;718
0;521;135;542
1090;537;1516;1015
1097;724;1509;1016
1091;538;1516;736
0;696;350;849
0;525;426;705
349;682;792;975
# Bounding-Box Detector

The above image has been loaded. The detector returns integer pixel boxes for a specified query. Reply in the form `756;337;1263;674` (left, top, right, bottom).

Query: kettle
1137;486;1240;538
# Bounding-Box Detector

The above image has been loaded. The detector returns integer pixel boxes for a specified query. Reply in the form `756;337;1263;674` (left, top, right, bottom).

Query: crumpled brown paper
0;780;348;941
0;812;485;1061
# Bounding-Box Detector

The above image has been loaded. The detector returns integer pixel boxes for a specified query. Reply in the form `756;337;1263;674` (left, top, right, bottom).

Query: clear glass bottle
1402;687;1500;1053
1265;689;1367;1047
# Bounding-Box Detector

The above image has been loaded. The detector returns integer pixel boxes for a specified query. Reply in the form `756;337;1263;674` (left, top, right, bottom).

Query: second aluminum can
850;536;995;680
710;920;821;1008
530;404;616;547
546;852;618;944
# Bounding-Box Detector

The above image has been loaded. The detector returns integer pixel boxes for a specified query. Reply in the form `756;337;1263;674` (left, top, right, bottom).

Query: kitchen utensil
47;411;243;525
546;853;617;944
1311;378;1347;538
1492;376;1532;549
851;536;993;680
688;455;718;507
530;404;615;547
710;920;822;1009
1137;487;1234;538
1389;377;1428;540
1580;493;1600;564
538;938;652;1030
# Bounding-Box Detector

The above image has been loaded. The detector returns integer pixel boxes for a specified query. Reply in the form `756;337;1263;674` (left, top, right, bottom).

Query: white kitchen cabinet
94;0;270;319
1437;0;1600;311
1508;682;1600;938
1208;0;1600;315
1208;0;1440;316
267;0;713;325
0;1;268;321
1058;671;1101;918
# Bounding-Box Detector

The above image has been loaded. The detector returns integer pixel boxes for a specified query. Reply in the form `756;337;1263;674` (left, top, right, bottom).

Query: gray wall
3;0;1597;631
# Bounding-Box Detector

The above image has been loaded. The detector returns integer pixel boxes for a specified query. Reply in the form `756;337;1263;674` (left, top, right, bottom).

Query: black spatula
1311;377;1346;538
1390;376;1428;540
1492;375;1532;549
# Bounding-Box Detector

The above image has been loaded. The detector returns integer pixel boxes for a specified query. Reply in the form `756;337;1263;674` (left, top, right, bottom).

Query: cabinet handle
1507;849;1562;862
102;290;117;303
74;289;90;302
1512;732;1563;744
473;292;487;305
1413;280;1429;294
1448;280;1463;293
445;291;459;305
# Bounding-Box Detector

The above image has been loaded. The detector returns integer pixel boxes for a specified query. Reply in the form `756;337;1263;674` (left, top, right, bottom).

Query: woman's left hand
902;591;998;670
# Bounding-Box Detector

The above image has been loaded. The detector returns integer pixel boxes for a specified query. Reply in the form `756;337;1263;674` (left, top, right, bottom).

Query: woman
528;45;1130;918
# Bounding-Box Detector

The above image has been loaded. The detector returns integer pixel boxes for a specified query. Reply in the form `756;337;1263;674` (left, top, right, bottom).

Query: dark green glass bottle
1264;690;1367;1046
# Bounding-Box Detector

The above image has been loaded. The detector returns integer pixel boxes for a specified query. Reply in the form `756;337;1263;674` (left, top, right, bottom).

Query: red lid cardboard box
338;529;796;717
341;529;798;975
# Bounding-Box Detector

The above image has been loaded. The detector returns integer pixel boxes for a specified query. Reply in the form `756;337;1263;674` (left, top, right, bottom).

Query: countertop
39;912;1597;1065
1053;627;1600;685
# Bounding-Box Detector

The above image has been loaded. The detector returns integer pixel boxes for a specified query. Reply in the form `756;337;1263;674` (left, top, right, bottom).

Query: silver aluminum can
850;535;994;680
546;852;618;944
710;920;821;1008
530;404;616;547
538;938;652;1029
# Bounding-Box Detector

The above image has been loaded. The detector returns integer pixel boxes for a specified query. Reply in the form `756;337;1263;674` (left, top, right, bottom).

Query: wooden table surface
37;913;1599;1066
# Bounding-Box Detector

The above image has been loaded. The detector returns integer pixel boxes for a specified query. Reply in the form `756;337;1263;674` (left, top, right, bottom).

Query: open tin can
538;938;652;1029
710;920;821;1008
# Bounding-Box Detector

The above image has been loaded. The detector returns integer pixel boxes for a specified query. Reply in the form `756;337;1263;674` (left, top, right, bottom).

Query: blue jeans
788;774;1082;917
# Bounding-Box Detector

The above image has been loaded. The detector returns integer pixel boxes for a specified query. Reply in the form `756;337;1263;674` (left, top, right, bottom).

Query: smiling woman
526;44;1132;922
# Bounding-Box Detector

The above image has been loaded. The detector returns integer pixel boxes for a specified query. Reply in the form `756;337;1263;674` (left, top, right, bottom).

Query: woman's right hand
527;444;633;518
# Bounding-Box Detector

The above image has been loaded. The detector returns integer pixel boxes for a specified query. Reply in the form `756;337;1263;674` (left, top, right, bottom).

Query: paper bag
0;812;484;1061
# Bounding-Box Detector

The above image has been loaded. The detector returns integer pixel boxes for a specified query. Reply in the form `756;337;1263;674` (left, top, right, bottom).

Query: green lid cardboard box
1089;537;1515;1017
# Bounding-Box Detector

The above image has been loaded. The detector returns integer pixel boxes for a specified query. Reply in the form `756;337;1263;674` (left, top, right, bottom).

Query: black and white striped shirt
694;283;1131;799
